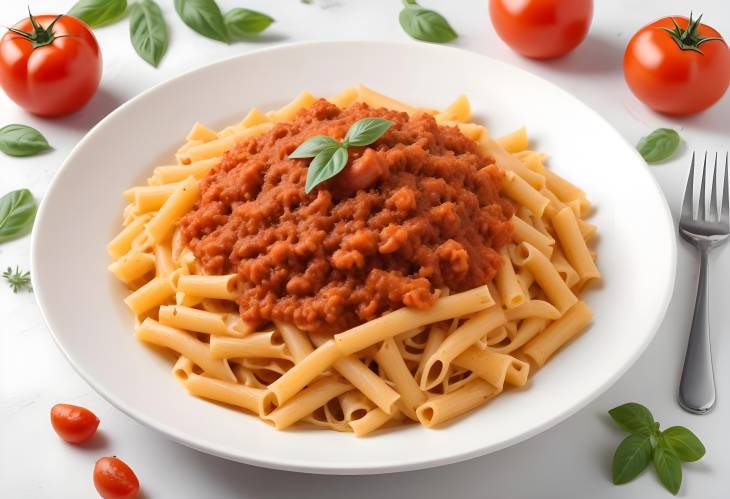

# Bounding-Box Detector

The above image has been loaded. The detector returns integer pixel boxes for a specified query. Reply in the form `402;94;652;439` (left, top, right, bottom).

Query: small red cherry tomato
489;0;593;59
624;14;730;115
0;11;102;117
93;457;140;499
50;404;100;444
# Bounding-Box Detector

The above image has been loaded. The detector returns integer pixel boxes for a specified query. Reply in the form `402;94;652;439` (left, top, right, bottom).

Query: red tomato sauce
180;100;513;333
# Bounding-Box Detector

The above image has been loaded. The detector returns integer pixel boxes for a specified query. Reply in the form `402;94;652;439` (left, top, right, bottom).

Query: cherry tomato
489;0;593;59
50;404;100;444
0;12;101;117
624;14;730;115
93;457;140;499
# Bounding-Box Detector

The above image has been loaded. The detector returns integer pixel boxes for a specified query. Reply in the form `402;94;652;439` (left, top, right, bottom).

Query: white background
1;0;729;497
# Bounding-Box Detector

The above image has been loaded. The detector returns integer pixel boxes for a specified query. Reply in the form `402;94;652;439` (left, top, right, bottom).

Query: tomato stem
659;12;724;54
5;9;64;49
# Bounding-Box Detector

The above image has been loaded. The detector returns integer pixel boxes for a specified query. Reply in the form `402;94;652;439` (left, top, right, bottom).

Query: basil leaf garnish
130;0;168;67
0;124;50;157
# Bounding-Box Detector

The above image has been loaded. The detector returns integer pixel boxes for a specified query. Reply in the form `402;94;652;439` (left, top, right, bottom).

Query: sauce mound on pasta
179;100;514;333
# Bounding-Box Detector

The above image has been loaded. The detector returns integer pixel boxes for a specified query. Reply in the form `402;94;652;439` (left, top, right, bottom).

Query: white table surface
1;0;729;497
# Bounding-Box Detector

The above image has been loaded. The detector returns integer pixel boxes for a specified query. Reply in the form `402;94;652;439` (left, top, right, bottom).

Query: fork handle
679;247;716;414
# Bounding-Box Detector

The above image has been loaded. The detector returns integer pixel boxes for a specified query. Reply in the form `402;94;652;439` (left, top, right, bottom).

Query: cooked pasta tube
267;91;317;122
328;86;357;108
523;301;593;367
416;379;497;427
183;373;268;415
551;207;601;284
550;245;580;288
511;215;555;257
333;356;400;415
275;321;314;363
375;338;426;420
453;346;530;390
135;318;235;382
416;324;446;382
107;214;152;259
504;300;560;321
490;317;549;354
158;305;250;337
477;134;545;189
176;274;238;301
209;331;290;360
144;176;200;246
108;250;155;284
355;84;416;114
502;170;550;218
124;277;174;315
496;246;527;308
264;376;352;430
434;94;471;123
149;157;220;185
513;242;577;314
172;355;195;381
265;339;343;407
183;123;274;162
349;407;392;437
334;285;494;355
420;305;506;390
496;127;528;153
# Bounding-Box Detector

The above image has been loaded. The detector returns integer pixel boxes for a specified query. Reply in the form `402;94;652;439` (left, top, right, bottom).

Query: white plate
31;41;676;475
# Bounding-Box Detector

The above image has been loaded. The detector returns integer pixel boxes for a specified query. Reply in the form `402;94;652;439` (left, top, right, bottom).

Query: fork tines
682;151;730;224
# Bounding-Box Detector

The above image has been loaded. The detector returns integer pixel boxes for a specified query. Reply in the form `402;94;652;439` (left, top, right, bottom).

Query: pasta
109;87;599;435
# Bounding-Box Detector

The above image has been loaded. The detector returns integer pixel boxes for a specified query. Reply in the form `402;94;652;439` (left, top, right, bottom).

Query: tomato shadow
53;87;123;132
537;33;623;75
74;431;110;451
665;93;730;136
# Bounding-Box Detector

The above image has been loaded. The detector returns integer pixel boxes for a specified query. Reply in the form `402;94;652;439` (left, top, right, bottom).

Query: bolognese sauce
179;100;513;333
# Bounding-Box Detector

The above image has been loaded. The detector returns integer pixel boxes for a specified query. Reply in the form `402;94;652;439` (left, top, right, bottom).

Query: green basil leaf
305;146;348;193
290;136;341;159
69;0;128;27
662;426;706;462
609;403;656;434
0;124;50;157
174;0;229;43
612;433;653;485
399;0;457;44
654;437;682;495
0;189;37;243
224;8;274;39
343;118;393;147
130;0;168;67
637;128;680;164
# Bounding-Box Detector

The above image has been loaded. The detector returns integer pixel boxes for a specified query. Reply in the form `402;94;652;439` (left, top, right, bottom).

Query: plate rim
30;40;678;475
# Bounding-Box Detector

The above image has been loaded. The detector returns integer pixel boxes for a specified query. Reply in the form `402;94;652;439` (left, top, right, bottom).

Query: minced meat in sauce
179;100;514;333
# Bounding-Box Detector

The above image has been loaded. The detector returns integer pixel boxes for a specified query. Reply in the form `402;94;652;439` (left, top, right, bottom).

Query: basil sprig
174;0;229;43
609;403;705;495
0;189;37;243
0;124;50;157
637;128;681;164
399;0;457;44
224;8;274;40
130;0;168;67
69;0;128;27
290;118;393;193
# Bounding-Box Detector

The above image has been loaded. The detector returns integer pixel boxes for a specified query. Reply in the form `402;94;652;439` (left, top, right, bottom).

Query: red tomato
0;12;101;117
93;457;140;499
50;404;100;444
489;0;593;59
624;15;730;115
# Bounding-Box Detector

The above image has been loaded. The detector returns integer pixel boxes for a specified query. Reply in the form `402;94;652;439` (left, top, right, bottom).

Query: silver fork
678;151;730;414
